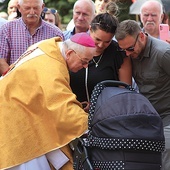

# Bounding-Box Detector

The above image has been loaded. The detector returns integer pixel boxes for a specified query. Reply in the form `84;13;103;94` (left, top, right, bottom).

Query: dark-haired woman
70;13;132;112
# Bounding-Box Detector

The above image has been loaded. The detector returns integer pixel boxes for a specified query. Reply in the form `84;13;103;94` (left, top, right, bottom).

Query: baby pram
72;80;165;170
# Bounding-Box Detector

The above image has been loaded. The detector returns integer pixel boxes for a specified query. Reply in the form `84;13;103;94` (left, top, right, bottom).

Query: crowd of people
0;0;170;169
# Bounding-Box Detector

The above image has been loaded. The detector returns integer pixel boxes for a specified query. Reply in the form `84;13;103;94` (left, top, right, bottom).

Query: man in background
64;0;95;39
0;0;63;75
140;0;163;38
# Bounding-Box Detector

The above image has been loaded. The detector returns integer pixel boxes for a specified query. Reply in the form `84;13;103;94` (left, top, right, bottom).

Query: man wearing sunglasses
115;19;170;170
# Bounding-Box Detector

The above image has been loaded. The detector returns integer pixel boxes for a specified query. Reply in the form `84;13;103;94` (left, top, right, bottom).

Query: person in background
162;10;170;31
66;0;95;31
70;13;132;112
65;0;95;33
7;0;21;20
66;0;119;31
0;0;63;75
0;17;7;28
140;0;163;38
115;19;170;170
0;33;96;170
94;0;118;14
7;0;18;16
0;11;8;20
105;1;119;17
41;7;62;30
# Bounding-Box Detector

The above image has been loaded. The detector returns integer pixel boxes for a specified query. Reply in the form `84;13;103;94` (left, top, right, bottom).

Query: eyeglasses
120;33;139;52
72;50;89;66
43;7;57;14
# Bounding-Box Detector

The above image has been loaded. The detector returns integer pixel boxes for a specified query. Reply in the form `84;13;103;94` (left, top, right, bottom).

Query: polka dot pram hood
73;80;165;170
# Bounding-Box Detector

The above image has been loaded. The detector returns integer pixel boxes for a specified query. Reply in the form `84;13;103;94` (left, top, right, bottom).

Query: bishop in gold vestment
0;34;96;169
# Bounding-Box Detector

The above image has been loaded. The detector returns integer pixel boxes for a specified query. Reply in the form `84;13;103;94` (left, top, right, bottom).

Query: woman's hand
81;101;90;113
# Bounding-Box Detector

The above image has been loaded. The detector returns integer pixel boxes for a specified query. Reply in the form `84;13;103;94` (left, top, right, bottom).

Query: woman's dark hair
90;13;119;34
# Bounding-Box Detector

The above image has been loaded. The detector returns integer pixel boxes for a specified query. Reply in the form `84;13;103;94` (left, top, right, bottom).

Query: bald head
140;0;163;38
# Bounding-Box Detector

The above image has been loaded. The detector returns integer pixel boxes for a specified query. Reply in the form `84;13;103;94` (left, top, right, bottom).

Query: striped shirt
0;18;64;65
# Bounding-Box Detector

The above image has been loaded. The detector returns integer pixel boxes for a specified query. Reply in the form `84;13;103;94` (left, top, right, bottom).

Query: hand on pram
81;101;90;113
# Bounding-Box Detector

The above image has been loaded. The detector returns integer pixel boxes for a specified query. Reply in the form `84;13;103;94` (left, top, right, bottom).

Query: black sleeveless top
70;40;126;102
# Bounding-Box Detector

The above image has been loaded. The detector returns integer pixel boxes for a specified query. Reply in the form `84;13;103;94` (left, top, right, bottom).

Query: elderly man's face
18;0;44;26
73;1;95;32
140;2;163;37
66;48;95;72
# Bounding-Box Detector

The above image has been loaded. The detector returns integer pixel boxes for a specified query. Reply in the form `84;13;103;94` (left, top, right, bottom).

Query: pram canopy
73;80;165;170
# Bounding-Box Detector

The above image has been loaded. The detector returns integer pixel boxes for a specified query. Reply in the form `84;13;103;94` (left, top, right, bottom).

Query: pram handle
98;80;134;91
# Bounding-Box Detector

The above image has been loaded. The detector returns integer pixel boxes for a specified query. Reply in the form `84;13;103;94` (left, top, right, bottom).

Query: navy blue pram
72;80;165;170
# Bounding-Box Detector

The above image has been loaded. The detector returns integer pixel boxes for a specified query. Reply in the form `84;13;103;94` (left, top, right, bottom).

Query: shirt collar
138;34;152;60
142;34;152;57
20;17;43;30
71;27;90;35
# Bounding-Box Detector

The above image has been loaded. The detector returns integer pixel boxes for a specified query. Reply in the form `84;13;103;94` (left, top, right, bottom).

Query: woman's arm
118;56;132;85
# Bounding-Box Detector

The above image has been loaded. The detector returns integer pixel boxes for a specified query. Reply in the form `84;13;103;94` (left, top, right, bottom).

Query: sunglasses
120;33;139;52
43;7;57;14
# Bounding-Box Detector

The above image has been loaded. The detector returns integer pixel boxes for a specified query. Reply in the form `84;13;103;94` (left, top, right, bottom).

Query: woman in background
42;7;62;30
94;0;119;14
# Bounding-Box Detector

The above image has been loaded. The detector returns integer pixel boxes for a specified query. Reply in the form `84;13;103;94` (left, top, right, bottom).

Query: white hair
18;0;44;5
73;0;96;16
64;39;85;53
140;0;163;15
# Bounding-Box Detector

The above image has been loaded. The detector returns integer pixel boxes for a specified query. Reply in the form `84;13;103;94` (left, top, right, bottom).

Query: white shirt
0;17;7;28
